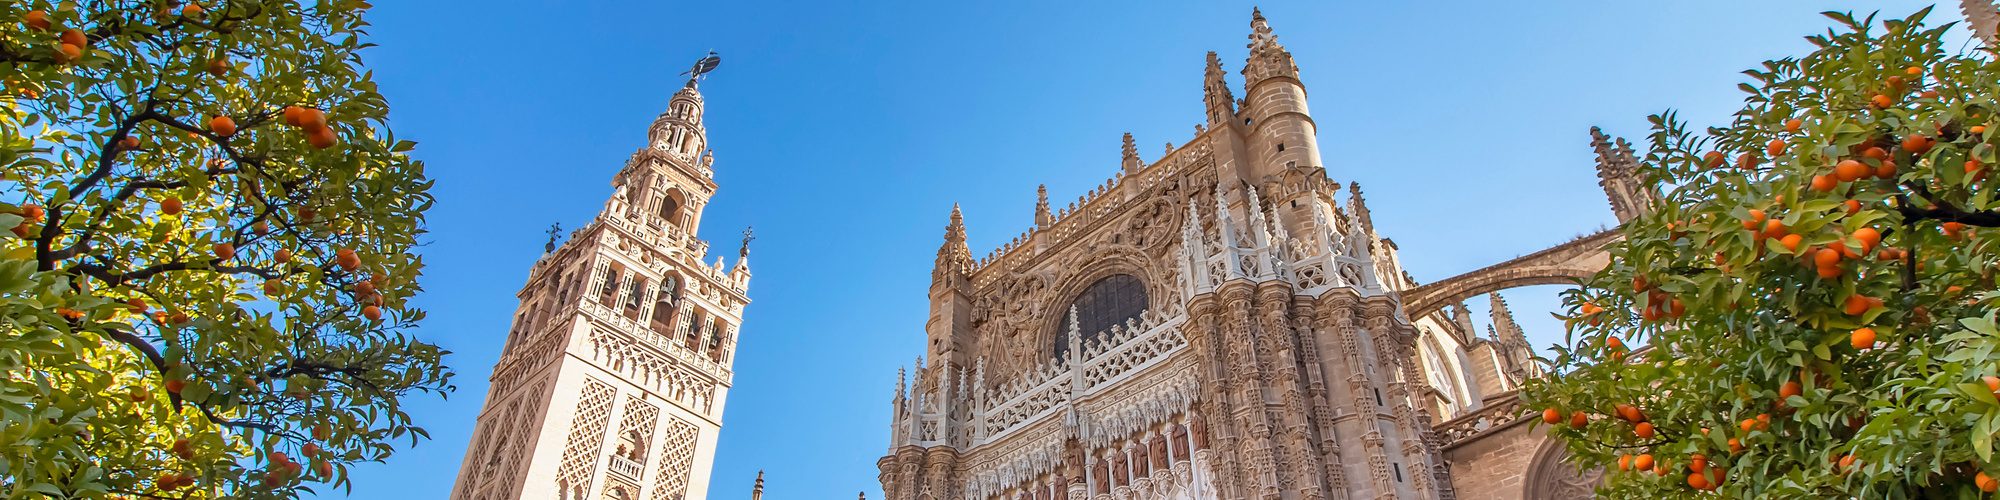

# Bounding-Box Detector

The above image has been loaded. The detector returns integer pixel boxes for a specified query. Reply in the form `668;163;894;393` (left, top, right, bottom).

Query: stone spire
934;204;973;281
1241;7;1300;89
1034;185;1053;227
1964;0;2000;46
751;470;765;500
1591;126;1656;223
1488;293;1533;382
1203;51;1236;127
1121;132;1141;174
1346;182;1375;235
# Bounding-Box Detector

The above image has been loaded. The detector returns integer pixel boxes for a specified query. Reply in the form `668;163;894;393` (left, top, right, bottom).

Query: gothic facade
877;10;1645;500
450;78;750;500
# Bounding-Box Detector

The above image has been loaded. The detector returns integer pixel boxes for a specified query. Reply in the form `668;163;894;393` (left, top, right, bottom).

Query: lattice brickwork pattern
618;398;661;461
557;380;618;496
498;382;548;497
647;417;702;500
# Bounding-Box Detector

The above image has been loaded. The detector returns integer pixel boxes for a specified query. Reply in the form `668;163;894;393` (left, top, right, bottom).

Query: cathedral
448;74;751;500
876;9;1639;500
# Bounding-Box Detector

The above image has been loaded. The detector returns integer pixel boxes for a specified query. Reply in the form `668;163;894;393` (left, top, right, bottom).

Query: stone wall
1441;417;1540;500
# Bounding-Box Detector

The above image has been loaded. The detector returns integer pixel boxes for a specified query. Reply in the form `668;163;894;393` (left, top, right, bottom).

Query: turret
927;205;976;367
1237;8;1323;185
1034;185;1053;228
1488;293;1536;382
750;470;764;500
650;81;709;159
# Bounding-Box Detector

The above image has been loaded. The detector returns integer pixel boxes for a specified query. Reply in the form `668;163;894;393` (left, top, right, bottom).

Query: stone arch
1522;436;1603;499
1399;231;1619;318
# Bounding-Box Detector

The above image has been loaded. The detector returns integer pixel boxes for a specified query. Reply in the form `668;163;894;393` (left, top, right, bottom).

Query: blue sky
315;1;1968;498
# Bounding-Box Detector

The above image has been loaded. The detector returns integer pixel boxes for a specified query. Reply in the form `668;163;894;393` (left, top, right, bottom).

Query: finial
1035;185;1053;227
1122;133;1137;159
740;226;755;258
1248;7;1276;46
543;222;562;254
751;470;765;500
945;203;967;243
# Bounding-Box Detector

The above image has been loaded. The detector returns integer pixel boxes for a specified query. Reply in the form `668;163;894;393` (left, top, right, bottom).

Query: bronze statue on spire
681;50;722;87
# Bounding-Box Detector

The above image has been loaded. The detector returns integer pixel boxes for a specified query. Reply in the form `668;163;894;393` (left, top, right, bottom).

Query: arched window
657;192;681;222
1054;274;1148;360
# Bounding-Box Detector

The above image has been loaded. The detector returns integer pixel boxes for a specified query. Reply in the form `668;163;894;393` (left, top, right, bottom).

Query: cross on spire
543;222;562;253
740;226;755;258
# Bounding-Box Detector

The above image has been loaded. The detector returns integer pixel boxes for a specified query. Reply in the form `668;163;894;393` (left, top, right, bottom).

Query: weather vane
681;50;721;87
739;226;755;258
544;222;562;254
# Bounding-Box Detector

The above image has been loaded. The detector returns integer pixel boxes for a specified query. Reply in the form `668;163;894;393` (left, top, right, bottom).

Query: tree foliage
0;0;450;497
1525;7;2000;498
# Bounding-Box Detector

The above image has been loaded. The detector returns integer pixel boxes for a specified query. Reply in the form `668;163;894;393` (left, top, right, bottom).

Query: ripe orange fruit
165;378;186;394
1635;422;1655;439
1863;147;1888;160
299;108;327;130
181;3;203;17
1756;413;1771;429
1970;158;1986;174
207;57;228;76
119;136;139;151
1569;411;1588;429
1728;438;1744;454
1976;125;1989;134
362;305;381;321
1763;219;1788;238
335;248;360;271
306;125;337;149
209;115;236;137
60;29;86;47
1843;294;1874;316
1780;380;1802;400
1543;408;1561;424
275;248;293;264
1634;454;1655;471
1876;159;1898;178
1903;134;1933;153
1906;65;1923;76
1785;118;1802;133
1607;336;1624;351
1619;454;1633;471
1853;227;1881;254
1779;233;1803;251
262;279;280;296
1835;159;1869;181
1843;199;1862;216
1851;328;1876;350
212;242;235;261
1811;174;1836;192
1768;138;1788;157
1814;247;1840;269
1945;221;1967;239
283;106;304;126
160;197;183;215
54;43;81;64
1703;151;1725;169
1743;209;1766;229
1980;471;1998;493
1870;94;1892;108
24;10;50;31
1687;472;1710;490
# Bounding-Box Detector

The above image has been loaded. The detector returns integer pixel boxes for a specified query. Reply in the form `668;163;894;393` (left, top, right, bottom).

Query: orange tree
0;0;449;498
1522;8;2000;498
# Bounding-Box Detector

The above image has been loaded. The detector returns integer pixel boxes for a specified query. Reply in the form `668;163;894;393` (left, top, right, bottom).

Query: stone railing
607;455;643;480
578;300;732;380
1433;390;1531;448
977;304;1189;441
970;137;1215;282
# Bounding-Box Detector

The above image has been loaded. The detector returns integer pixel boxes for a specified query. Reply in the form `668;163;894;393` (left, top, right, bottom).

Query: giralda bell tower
451;57;750;500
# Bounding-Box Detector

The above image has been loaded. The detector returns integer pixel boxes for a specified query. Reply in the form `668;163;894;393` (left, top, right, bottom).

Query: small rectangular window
1393;463;1404;482
1374;388;1384;406
1277;143;1286;152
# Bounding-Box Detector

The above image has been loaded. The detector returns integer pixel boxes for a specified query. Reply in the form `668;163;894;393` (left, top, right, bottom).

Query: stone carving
554;380;617;496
